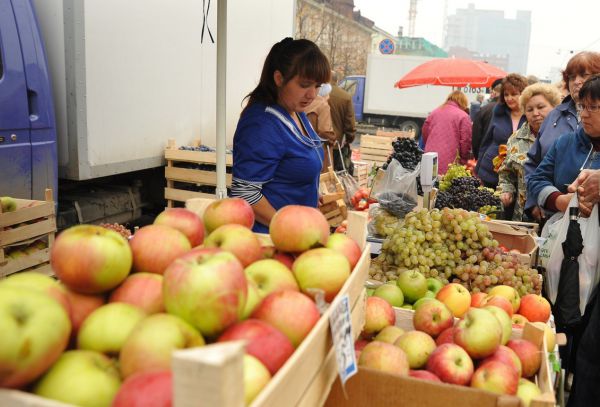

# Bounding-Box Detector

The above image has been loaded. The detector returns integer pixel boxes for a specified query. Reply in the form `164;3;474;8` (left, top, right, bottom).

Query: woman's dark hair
578;74;600;101
243;38;331;112
562;51;600;84
499;73;528;105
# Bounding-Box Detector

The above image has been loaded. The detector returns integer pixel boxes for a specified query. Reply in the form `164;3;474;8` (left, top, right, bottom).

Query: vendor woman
231;38;331;233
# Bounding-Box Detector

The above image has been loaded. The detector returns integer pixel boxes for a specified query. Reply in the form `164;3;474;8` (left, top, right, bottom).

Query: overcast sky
353;0;600;80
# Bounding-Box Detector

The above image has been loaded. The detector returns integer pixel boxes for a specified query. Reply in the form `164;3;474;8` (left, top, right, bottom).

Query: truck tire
398;120;420;138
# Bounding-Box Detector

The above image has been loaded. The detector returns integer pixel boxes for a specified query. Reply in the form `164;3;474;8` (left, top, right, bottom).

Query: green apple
0;286;71;388
412;296;435;310
293;248;351;302
34;350;121;407
0;196;17;212
517;378;542;406
78;303;146;354
373;284;404;307
426;277;444;294
401;304;413;310
396;270;427;303
366;288;375;297
241;280;262;319
374;326;405;344
0;271;70;313
424;290;436;298
243;354;271;405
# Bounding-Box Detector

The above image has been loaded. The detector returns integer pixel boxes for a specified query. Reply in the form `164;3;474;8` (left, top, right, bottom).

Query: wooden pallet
164;139;233;207
0;189;56;278
359;135;393;168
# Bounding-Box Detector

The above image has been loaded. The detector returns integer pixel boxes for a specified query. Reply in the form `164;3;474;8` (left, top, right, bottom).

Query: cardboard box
486;220;539;267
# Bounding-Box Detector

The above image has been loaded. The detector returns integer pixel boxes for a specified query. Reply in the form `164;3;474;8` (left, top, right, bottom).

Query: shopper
328;71;356;175
231;37;331;233
421;90;472;175
305;84;336;172
471;78;503;159
469;93;485;121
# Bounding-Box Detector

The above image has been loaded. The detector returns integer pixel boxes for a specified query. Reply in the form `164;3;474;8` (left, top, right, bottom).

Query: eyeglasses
577;103;600;113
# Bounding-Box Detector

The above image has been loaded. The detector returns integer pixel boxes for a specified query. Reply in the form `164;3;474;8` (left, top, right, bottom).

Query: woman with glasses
496;83;562;221
524;51;600;220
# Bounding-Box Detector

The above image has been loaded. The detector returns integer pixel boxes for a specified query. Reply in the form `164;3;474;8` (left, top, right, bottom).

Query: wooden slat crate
319;167;347;226
375;129;415;139
320;199;348;227
352;161;369;188
359;135;393;168
0;189;56;278
164;139;233;207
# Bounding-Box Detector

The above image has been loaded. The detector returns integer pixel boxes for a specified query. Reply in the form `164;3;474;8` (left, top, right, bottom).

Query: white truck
340;54;485;137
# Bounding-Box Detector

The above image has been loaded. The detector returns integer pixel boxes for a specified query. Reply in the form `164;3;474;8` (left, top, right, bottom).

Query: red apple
426;343;474;386
481;345;522;378
374;326;405;344
471;360;519;395
218;319;295;375
251;290;320;347
454;307;503;359
435;283;471;317
517;378;542;406
325;233;362;269
292;248;350;302
51;224;132;294
409;369;441;382
518;294;551;323
243;354;271;405
355;338;370;360
506;339;541;378
129;224;191;275
488;285;521;313
120;313;205;378
269;205;330;253
203;197;255;233
63;288;105;336
272;251;295;269
163;251;247;337
244;259;299;299
204;224;263;267
470;292;487;308
112;370;172;407
512;313;529;328
154;207;204;246
484;305;513;345
435;326;456;345
109;272;165;314
481;295;514;317
413;298;454;337
363;296;395;336
0;272;70;314
394;331;436;369
358;341;409;376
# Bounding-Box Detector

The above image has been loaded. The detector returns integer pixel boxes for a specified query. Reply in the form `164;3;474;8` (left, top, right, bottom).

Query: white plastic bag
545;195;600;314
537;211;564;269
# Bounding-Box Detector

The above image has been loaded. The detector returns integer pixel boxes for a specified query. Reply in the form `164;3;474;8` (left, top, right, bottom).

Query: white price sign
329;294;357;385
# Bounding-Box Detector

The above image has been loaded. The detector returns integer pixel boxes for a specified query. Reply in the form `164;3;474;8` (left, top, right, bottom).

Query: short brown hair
562;52;600;84
445;90;469;111
499;73;528;105
519;83;562;112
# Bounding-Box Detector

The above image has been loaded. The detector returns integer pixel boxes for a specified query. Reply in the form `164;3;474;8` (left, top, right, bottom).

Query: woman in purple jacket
421;90;472;175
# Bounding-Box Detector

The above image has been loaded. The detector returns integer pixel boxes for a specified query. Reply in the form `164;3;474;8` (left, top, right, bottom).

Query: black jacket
471;100;497;159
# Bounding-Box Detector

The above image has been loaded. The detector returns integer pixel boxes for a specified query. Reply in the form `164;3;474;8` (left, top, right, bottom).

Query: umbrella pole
215;0;228;199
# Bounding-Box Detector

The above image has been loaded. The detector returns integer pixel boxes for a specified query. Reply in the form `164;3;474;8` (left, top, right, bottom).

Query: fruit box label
329;294;358;385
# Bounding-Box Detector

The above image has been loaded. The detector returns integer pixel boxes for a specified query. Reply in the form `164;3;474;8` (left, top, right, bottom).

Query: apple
373;284;404;307
163;250;247;337
426;343;474;385
488;285;521;313
218;319;295;375
470;360;519;395
269;205;330;253
120;313;205;378
112;370;172;407
413;298;454;338
203;197;255;233
409;370;441;382
325;233;362;269
363;296;395;336
33;350;121;406
435;283;471;317
453;307;503;359
518;294;551;323
471;292;487;308
532;322;556;352
394;331;436;369
396;270;428;303
109;272;165;314
204;224;263;267
355;338;370;360
63;288;105;336
481;295;514;317
0;286;71;388
77;303;146;355
244;259;299;299
358;341;410;376
374;326;405;344
506;339;542;378
482;345;522;377
512;313;529;328
154;207;204;246
426;277;444;295
517;378;542;406
0;196;17;212
412;296;435;310
401;304;414;310
484;305;513;345
0;271;70;313
243;354;271;405
130;224;191;275
273;251;295;269
241;280;262;319
175;246;222;262
251;290;320;347
51;224;132;294
435;326;456;345
292;248;350;302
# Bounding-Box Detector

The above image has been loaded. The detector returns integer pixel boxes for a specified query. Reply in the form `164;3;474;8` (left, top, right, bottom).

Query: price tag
329;294;357;385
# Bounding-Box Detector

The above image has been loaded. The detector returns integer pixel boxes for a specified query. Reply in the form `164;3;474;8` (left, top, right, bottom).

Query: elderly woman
496;83;562;221
475;73;529;188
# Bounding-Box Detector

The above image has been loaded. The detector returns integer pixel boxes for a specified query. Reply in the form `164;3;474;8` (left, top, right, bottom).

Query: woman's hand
500;192;514;207
531;206;545;222
555;193;574;213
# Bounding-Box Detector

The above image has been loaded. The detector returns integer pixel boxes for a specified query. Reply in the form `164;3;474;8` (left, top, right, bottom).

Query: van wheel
399;120;420;138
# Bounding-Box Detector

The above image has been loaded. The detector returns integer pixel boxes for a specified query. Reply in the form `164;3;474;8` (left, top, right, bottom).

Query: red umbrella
394;58;507;89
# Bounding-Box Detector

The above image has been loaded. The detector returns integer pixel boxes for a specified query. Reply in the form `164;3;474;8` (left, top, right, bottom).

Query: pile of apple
0;198;363;407
356;282;555;406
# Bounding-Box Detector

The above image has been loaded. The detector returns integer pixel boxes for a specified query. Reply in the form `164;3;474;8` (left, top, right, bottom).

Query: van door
339;76;364;121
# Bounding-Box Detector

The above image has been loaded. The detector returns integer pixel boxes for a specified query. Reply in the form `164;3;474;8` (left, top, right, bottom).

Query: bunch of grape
382;137;423;171
439;163;471;191
100;223;132;239
434;177;501;214
368;207;542;295
370;207;400;237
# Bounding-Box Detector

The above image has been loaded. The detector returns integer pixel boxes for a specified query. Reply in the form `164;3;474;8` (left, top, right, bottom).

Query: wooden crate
0;189;56;278
319;167;347;226
164;139;233;207
320;199;348;227
375;129;415;139
352;161;369;188
359;135;393;168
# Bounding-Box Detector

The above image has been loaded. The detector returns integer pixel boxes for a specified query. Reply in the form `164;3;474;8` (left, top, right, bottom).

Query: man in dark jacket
328;71;356;175
471;78;503;159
